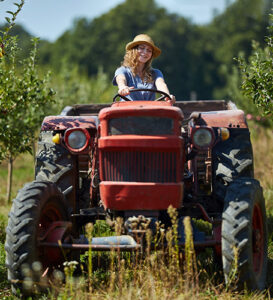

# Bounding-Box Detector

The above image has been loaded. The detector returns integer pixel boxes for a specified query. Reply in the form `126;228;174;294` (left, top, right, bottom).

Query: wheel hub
39;221;72;265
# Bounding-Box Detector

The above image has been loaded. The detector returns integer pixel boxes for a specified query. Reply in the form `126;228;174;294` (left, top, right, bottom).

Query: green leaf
6;11;15;16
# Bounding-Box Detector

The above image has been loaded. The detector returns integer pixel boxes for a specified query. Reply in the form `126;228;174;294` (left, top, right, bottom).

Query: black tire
212;128;254;201
5;181;70;296
35;131;76;212
221;178;268;290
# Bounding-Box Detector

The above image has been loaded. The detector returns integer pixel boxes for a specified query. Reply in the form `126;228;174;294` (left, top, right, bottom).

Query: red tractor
5;89;268;295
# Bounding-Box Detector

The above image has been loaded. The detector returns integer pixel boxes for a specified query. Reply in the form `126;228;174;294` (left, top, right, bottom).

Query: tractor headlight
68;131;86;149
64;128;90;153
192;128;214;149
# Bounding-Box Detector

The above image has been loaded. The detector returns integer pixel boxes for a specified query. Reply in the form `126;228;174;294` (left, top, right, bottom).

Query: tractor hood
99;101;183;121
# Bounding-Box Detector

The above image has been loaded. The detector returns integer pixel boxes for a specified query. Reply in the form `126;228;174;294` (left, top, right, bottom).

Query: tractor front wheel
221;178;267;290
5;181;71;296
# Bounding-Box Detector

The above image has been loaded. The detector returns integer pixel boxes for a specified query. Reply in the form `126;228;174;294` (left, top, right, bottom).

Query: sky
0;0;234;42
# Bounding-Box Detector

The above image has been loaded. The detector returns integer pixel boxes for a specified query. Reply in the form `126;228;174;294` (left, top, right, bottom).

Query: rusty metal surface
62;101;228;118
38;221;72;242
67;104;111;115
175;100;228;118
86;100;228;120
41;116;97;131
78;154;90;173
200;110;247;128
191;149;212;195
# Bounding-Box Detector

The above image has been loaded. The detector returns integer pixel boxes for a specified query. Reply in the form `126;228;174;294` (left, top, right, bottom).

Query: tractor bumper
39;229;141;251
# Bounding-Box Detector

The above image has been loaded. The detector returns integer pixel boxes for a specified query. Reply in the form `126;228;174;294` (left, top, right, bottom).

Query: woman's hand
155;77;175;104
116;74;133;96
118;86;134;96
166;94;176;105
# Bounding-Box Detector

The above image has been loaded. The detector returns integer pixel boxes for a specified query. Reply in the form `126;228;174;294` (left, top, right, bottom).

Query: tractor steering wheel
112;88;171;102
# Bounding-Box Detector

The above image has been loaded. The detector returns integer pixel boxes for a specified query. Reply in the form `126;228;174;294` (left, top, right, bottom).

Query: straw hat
126;34;161;58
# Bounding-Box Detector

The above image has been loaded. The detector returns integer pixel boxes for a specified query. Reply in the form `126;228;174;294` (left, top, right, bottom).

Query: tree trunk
7;156;13;203
32;140;36;166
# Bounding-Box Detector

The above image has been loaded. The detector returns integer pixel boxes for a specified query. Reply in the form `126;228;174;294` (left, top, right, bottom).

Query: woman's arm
155;77;176;104
116;74;133;96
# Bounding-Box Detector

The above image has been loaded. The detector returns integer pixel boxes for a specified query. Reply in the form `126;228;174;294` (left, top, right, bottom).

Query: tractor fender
197;110;248;128
40;115;99;131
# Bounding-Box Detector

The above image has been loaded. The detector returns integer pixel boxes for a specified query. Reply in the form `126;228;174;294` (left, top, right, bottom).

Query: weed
85;222;93;293
0;243;8;291
184;216;198;291
225;246;239;291
0;214;7;244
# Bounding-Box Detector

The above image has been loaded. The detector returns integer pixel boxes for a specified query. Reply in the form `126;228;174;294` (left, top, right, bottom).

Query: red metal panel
112;101;172;108
100;182;183;210
99;106;182;121
100;150;179;183
99;136;183;149
200;110;248;128
99;102;181;121
99;102;183;137
41;116;97;131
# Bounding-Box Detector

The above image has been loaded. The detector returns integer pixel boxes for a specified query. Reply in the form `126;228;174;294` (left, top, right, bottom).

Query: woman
113;34;176;104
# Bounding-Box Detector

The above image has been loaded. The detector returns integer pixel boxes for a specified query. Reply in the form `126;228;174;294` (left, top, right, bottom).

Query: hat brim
126;41;161;58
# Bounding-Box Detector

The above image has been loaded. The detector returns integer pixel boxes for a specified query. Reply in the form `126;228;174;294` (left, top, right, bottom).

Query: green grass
0;215;9;299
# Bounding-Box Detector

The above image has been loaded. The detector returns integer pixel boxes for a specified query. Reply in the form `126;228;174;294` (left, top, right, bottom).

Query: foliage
189;0;271;101
35;0;271;101
0;1;55;162
1;0;270;103
237;15;273;116
0;23;33;60
0;214;7;244
0;215;8;292
50;64;116;113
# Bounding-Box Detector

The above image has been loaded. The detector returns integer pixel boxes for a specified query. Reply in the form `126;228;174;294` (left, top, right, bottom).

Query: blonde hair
121;47;153;83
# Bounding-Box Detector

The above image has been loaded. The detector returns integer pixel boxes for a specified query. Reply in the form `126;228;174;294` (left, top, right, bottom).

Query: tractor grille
101;151;177;183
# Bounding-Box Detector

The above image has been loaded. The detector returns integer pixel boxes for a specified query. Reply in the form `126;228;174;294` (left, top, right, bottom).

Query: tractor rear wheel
221;178;267;290
5;181;70;296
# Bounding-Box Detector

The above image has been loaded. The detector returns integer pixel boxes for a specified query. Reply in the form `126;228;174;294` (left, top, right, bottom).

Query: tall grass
25;216;268;300
250;122;273;208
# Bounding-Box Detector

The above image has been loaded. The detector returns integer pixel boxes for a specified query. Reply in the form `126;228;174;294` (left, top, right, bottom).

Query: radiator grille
101;151;177;182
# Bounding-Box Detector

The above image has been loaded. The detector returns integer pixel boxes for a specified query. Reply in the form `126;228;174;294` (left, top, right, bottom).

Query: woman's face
137;43;153;64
